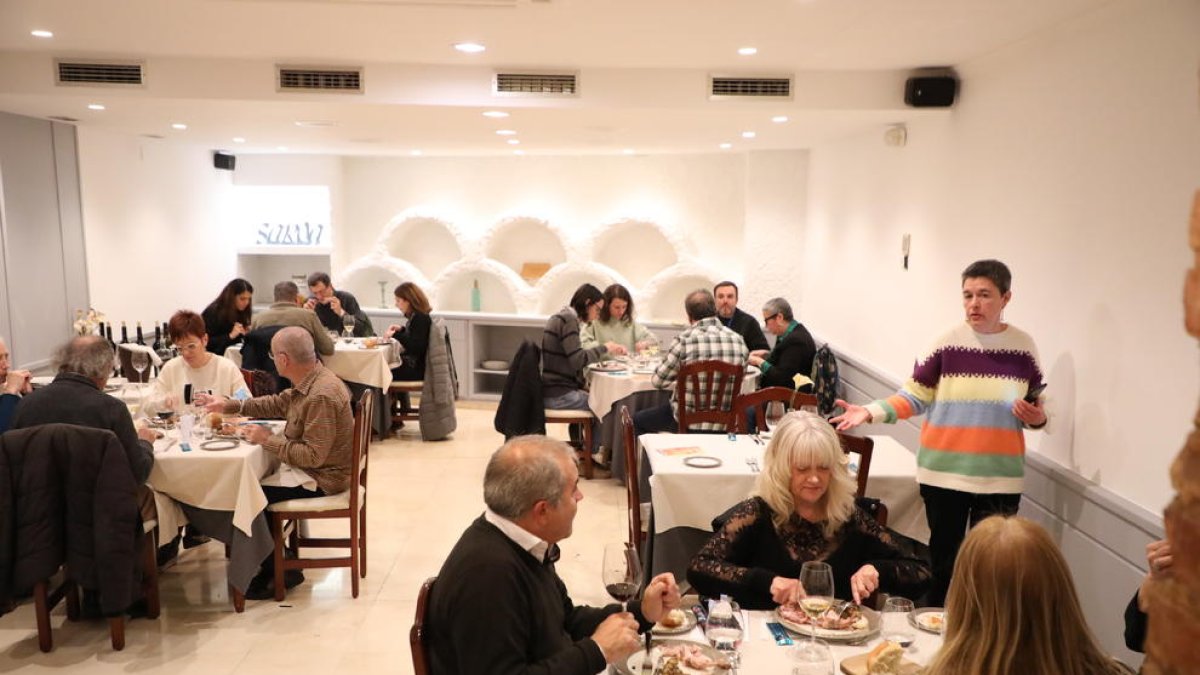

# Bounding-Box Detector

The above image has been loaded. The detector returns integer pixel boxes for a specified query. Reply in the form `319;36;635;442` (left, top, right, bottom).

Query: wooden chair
410;576;437;675
544;410;594;479
266;389;373;600
387;380;423;429
33;518;160;652
240;368;279;397
836;432;874;498
620;406;645;555
733;387;819;433
675;360;746;433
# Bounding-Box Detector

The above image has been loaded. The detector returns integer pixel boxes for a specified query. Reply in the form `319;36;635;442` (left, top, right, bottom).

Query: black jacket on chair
493;340;545;439
0;424;143;617
242;324;290;391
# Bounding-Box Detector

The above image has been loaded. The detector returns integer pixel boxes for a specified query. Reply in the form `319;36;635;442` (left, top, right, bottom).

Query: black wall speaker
213;151;236;171
905;76;958;108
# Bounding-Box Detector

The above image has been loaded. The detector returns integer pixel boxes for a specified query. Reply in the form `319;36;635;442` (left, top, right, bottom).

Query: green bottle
470;279;482;312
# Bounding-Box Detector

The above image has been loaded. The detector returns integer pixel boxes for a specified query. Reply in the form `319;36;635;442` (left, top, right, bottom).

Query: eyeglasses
762;313;781;324
178;341;205;354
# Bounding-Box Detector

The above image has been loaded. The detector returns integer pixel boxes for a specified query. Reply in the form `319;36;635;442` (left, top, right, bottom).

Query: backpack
811;343;840;416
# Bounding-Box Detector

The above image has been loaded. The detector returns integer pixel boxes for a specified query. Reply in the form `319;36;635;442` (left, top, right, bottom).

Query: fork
744;457;760;473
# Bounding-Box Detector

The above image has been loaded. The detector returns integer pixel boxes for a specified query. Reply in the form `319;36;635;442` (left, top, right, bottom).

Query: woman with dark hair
203;278;254;355
581;283;657;353
541;283;627;412
385;282;433;382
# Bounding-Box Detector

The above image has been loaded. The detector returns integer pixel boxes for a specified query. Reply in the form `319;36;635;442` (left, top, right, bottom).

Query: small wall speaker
213;151;236;171
904;76;957;108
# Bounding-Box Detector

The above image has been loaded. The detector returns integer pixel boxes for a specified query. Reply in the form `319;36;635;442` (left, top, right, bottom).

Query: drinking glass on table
788;640;834;675
130;351;149;387
764;401;786;433
796;561;835;651
704;597;743;665
881;596;916;648
342;313;356;341
601;543;642;612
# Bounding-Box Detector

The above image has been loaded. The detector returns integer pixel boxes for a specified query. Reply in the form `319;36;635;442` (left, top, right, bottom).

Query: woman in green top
580;284;657;354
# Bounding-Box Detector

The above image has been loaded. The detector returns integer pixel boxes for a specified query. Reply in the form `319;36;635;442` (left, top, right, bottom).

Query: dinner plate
616;639;727;675
590;361;628;373
199;439;239;451
908;607;945;634
775;605;880;642
682;456;722;469
651;609;697;635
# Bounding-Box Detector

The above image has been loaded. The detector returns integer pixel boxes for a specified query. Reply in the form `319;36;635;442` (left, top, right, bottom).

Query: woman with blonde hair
687;411;929;609
925;515;1134;675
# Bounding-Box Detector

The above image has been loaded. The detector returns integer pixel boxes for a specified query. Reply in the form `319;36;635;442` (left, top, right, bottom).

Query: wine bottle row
91;319;178;377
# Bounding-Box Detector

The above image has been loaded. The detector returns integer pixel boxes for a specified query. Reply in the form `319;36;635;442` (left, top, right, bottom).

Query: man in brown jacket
197;326;353;599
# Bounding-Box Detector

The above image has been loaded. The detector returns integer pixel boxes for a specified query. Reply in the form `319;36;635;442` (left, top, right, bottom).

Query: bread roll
867;640;904;674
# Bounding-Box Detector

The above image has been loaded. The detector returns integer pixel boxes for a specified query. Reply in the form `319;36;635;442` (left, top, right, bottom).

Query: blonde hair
755;411;856;538
925;516;1129;675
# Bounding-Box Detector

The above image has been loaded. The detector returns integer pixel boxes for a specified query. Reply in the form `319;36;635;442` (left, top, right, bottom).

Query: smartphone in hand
1024;383;1047;403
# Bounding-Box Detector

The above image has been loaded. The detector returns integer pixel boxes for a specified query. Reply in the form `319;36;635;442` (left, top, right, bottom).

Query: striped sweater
865;322;1044;494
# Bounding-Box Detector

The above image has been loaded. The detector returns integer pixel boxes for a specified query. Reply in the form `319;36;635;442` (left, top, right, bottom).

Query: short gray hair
484;435;577;519
55;336;114;380
272;326;317;364
274;280;299;302
685;289;717;322
762;297;793;322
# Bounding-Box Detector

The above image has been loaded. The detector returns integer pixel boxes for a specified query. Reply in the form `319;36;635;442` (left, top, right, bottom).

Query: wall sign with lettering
234;185;332;251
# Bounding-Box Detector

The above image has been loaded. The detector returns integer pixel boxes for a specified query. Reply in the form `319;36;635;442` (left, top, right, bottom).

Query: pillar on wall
742;151;808;317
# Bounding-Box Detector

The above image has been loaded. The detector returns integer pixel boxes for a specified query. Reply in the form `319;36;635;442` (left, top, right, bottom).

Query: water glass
789;640;834;674
881;596;916;648
764;400;785;432
705;598;743;662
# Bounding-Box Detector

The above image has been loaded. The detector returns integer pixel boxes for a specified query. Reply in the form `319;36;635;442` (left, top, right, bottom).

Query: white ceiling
0;0;1110;155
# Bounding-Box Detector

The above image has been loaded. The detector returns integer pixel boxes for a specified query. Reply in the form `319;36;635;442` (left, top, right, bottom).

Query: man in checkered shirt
633;289;749;435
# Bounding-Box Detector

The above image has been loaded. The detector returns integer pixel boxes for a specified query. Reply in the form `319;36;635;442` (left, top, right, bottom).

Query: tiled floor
0;402;628;673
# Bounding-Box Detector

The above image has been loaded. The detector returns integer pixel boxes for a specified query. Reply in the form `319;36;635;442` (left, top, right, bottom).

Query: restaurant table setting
637;433;928;583
225;336;400;390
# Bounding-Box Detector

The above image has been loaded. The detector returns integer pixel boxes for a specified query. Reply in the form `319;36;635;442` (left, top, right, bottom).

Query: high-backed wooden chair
544;410;595;479
836;432;874;498
733;387;820;433
620;406;645;555
675;360;746;433
410;576;437;675
266;389;373;600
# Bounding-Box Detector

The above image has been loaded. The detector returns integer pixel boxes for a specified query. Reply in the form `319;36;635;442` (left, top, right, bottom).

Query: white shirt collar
484;507;550;563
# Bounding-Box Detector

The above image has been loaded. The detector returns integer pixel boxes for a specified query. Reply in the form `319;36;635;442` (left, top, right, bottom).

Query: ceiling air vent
277;67;363;93
709;76;792;100
55;60;144;87
494;72;577;97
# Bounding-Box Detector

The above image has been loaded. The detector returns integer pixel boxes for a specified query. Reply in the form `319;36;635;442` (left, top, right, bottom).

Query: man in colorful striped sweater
832;259;1046;605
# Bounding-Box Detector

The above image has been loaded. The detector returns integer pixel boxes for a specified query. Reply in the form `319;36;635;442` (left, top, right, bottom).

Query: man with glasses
196;326;354;600
0;336;32;433
304;271;375;338
749;297;816;390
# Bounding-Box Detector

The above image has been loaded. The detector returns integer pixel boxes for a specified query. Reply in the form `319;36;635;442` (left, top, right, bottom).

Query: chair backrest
410;576;437;675
620;405;643;553
733;387;820;433
242;325;289;391
116;348;151;383
836;432;873;498
675;360;746;433
350;389;374;512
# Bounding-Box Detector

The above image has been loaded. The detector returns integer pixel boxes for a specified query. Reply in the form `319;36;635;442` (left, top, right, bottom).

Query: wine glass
881;596;916;649
788;640;834;675
797;561;835;649
601;543;642;612
764;401;786;433
704;598;743;665
154;396;178;430
342;313;356;341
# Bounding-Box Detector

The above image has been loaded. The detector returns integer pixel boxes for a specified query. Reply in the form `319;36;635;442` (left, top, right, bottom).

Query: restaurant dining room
0;0;1197;673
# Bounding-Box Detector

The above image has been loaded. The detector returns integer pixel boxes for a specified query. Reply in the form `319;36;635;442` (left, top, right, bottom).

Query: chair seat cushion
389;381;423;390
267;486;365;513
544;409;592;421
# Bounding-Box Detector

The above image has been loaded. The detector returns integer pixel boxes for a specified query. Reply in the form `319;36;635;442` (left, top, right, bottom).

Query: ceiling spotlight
295;120;337;128
232;137;246;143
31;30;53;38
622;149;635;155
772;116;789;123
87;103;105;111
410;150;423;156
737;47;758;56
482;111;509;118
507;139;520;145
741;131;756;139
171;123;188;130
719;143;732;150
495;129;517;136
454;42;486;54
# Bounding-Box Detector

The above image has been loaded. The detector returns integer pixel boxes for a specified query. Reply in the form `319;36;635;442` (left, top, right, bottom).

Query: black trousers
919;484;1020;606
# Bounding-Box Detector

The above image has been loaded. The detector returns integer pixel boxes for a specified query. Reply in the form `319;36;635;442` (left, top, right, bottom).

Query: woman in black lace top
687;411;929;610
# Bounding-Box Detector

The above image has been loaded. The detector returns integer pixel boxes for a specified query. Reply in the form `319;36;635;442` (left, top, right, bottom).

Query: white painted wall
800;0;1200;513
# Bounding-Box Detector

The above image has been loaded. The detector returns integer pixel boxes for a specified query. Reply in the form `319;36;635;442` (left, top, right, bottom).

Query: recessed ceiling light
295;120;337;128
454;42;486;54
719;143;733;150
410;150;423;156
772;116;789;123
31;30;53;38
171;123;188;130
87;103;105;111
622;149;635;155
482;110;509;118
513;150;525;155
741;131;756;139
737;47;758;56
232;137;246;143
495;129;517;136
276;146;288;151
507;139;520;145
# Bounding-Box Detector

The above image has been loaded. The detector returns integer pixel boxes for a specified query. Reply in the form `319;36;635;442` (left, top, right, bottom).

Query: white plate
617;639;727;675
774;604;880;642
683;456;722;469
652;609;697;635
480;360;508;370
909;607;945;634
31;376;54;387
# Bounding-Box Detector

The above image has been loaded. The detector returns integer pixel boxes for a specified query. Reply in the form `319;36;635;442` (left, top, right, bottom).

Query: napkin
119;342;163;367
261;463;319;491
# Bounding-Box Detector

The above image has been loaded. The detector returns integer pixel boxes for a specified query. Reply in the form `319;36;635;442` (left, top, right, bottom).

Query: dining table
638;432;929;584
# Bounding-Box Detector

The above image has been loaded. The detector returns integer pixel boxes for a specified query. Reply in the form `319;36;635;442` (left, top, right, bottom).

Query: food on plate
658;657;685;675
867;640;904;674
656;643;728;671
916;611;944;632
208;412;224;430
658;609;687;629
363;337;379;348
778;601;868;631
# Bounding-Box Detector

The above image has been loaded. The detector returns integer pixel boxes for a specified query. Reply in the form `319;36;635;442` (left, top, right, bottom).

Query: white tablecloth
642;433;928;544
226;339;400;390
588;368;759;419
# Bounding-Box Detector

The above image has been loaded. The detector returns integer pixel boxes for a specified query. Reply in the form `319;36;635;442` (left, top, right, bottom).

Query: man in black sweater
714;281;769;352
304;271;375;337
428;436;681;675
749;297;816;390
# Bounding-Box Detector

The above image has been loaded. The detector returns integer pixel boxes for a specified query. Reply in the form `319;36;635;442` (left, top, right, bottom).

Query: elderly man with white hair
196;326;354;599
0;336;31;433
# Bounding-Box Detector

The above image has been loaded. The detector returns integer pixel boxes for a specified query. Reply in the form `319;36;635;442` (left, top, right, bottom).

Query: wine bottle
97;320;106;340
105;324;114;347
120;321;129;344
136;321;145;346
